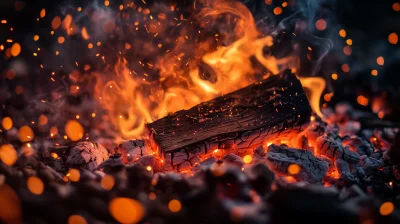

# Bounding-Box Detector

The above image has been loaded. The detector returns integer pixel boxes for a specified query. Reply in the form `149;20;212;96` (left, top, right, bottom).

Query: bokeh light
101;175;115;190
379;202;394;216
168;199;182;213
288;164;301;175
0;144;18;166
68;215;87;224
18;126;34;142
1;117;13;130
243;155;253;164
27;176;44;195
65;120;84;141
109;197;144;223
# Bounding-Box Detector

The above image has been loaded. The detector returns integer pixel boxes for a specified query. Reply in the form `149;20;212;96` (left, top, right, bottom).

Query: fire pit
0;0;399;223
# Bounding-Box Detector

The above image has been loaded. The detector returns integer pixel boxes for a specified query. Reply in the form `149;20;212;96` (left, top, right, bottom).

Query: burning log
145;71;312;171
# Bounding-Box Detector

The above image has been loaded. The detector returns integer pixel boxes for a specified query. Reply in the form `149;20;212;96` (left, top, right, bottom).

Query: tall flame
94;0;326;139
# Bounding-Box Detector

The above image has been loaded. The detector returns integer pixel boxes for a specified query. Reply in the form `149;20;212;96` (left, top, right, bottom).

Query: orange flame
94;0;326;139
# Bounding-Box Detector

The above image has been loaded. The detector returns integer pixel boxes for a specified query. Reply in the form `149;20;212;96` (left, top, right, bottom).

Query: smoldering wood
221;153;244;167
135;155;164;172
191;156;217;173
342;135;374;156
265;144;329;183
116;140;152;164
146;70;312;171
316;135;360;164
65;141;109;171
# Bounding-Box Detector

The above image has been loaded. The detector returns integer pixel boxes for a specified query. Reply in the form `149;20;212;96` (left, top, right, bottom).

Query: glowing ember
1;117;13;130
315;19;327;31
343;46;352;56
0;184;22;223
388;33;398;44
341;64;350;72
52;16;61;29
243;155;253;164
101;175;115;190
109;197;144;223
377;56;384;66
27;176;44;195
51;152;58;159
67;169;80;182
40;9;46;18
18;126;34;142
58;36;65;44
168;199;182;212
393;3;400;11
0;144;18;166
68;215;87;224
11;43;21;57
357;95;369;106
339;29;346;37
149;192;156;200
65;120;84;141
379;202;395;216
38;114;48;126
273;7;283;15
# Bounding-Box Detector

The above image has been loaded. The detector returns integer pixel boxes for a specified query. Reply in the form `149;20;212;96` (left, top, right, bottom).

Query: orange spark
273;7;282;15
339;29;346;37
357;95;369;106
388;33;398;44
40;9;46;18
168;199;182;213
315;19;327;31
377;56;384;66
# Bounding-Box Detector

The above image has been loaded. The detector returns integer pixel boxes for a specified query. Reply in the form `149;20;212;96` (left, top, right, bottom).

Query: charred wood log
145;70;312;171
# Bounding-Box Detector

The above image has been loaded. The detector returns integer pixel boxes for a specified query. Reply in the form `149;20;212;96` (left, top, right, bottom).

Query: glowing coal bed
0;0;399;223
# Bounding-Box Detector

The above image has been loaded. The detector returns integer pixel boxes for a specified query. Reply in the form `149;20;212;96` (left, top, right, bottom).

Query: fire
93;0;326;139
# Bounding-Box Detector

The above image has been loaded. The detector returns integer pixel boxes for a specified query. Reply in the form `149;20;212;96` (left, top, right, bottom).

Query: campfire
0;0;399;223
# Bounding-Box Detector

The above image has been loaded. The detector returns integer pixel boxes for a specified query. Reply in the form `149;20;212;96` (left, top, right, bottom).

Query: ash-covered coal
0;102;400;223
